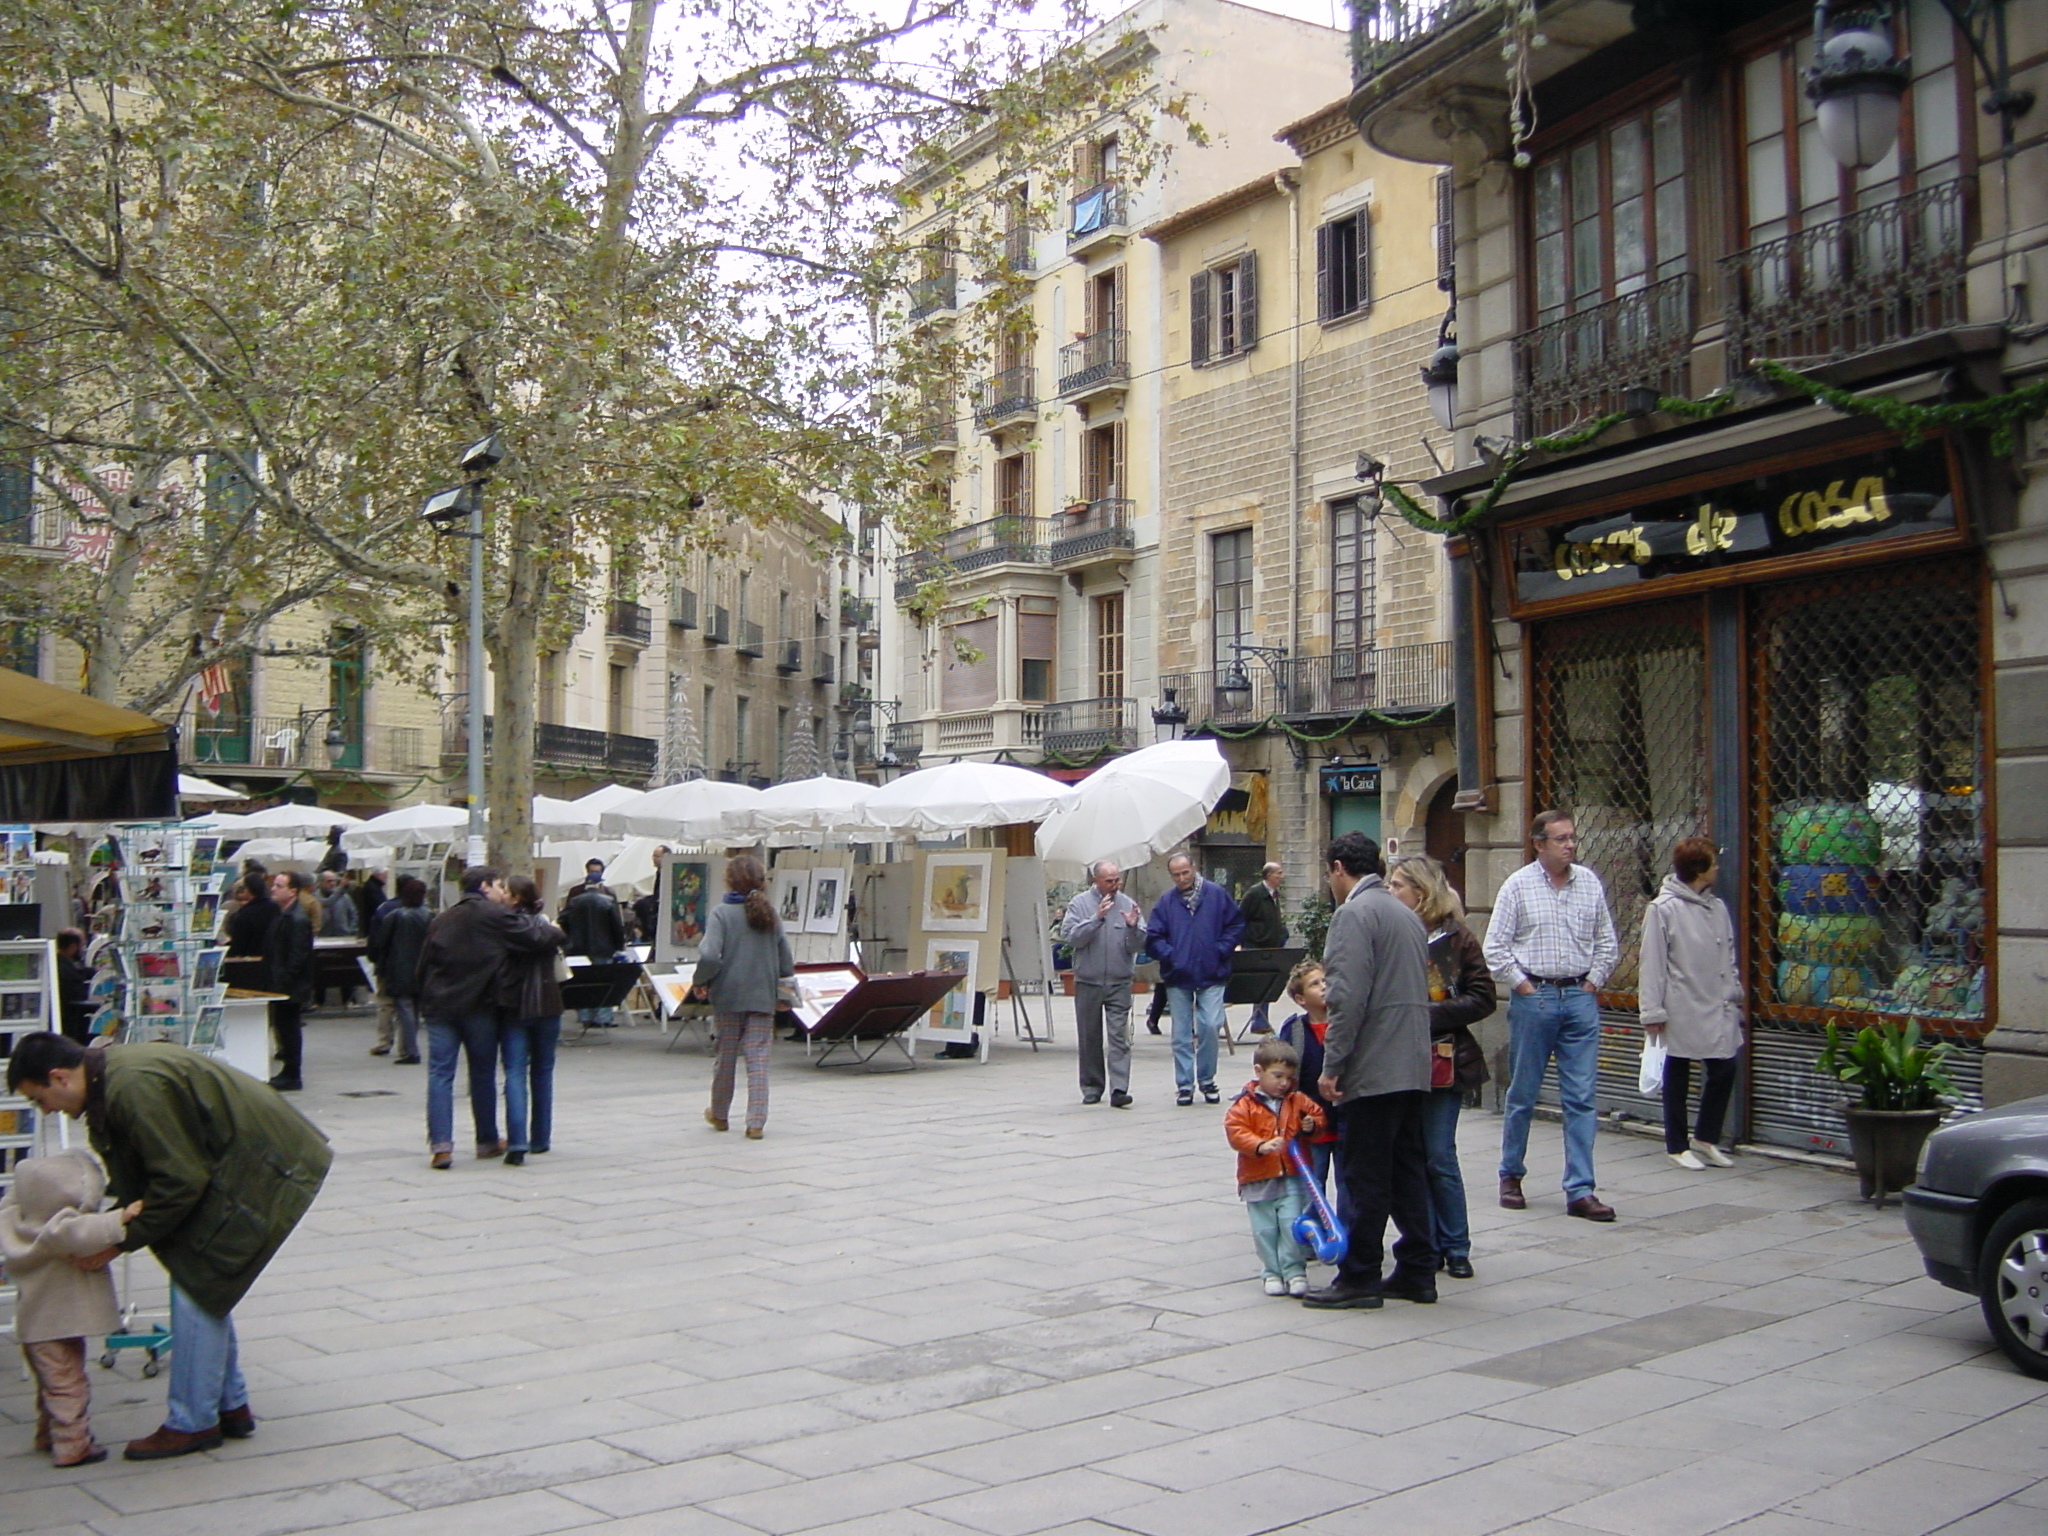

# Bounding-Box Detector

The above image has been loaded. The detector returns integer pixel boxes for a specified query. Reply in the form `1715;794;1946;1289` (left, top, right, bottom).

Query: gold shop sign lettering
1509;441;1954;610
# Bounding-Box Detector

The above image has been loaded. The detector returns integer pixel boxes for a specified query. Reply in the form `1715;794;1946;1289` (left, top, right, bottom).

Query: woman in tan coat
1639;836;1744;1170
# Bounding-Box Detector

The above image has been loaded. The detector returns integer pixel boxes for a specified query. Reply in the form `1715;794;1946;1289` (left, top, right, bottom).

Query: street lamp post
422;432;503;867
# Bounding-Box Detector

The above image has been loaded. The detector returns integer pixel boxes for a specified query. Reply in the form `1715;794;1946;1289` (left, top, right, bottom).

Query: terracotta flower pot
1842;1103;1945;1206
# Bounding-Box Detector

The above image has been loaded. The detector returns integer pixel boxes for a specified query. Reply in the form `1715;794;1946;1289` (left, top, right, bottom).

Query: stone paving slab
3;1005;2044;1535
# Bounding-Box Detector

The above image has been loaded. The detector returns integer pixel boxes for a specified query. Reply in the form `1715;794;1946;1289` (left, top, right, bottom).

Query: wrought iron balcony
1068;182;1127;248
705;605;731;644
899;410;958;456
1042;697;1139;756
1002;225;1033;274
811;645;836;684
606;599;652;645
1161;642;1453;731
438;716;658;783
1721;182;1967;374
1350;0;1486;86
908;270;958;319
840;591;874;627
193;716;429;775
972;366;1037;431
776;638;803;674
736;619;764;657
1049;498;1135;566
669;585;698;628
1512;272;1695;439
893;516;1052;599
1057;329;1129;399
887;719;924;764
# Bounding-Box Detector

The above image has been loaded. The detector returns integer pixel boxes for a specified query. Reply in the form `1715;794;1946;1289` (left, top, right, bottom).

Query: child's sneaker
1287;1274;1310;1297
1262;1275;1286;1296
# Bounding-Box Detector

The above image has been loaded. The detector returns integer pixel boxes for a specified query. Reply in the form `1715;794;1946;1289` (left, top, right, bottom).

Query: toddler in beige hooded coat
1;1149;141;1465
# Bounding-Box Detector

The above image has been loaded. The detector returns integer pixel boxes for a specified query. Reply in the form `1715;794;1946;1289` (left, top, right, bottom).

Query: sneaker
1287;1274;1310;1297
1693;1140;1735;1168
1201;1086;1220;1104
1110;1090;1132;1109
1263;1275;1287;1296
1669;1149;1707;1171
1176;1090;1194;1106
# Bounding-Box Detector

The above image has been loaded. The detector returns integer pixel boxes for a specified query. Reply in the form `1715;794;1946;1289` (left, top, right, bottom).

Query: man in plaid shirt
1482;809;1620;1221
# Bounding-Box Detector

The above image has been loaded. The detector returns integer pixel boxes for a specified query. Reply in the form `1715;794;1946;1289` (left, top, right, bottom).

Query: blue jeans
165;1284;247;1434
1246;1183;1310;1282
501;1016;561;1153
1420;1087;1471;1260
1167;984;1224;1094
1498;983;1602;1200
426;1010;501;1152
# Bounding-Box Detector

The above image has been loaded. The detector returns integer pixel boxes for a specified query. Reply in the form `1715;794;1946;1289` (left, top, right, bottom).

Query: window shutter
1314;220;1332;322
1018;449;1034;516
1236;250;1259;351
1434;173;1455;292
1072;142;1092;190
1190;269;1211;365
1353;210;1372;317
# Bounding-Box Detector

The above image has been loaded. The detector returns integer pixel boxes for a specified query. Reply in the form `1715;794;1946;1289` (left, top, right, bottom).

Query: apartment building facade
886;0;1350;771
1350;0;2047;1128
1149;99;1458;897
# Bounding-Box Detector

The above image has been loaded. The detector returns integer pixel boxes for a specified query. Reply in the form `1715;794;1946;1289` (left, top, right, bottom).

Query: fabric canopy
0;665;178;821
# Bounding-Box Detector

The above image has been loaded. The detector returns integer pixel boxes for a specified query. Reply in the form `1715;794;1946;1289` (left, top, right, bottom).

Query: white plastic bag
1638;1039;1668;1095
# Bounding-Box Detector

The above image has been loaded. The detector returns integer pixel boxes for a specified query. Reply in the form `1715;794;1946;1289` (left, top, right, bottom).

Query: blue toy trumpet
1287;1140;1348;1265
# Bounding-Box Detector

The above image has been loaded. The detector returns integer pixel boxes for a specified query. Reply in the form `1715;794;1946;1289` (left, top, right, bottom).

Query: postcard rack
83;823;232;1056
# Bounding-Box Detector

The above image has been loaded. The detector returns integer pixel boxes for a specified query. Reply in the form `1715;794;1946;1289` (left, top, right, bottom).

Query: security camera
458;432;504;473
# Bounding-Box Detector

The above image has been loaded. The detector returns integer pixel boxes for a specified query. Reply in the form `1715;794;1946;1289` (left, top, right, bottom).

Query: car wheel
1979;1196;2048;1381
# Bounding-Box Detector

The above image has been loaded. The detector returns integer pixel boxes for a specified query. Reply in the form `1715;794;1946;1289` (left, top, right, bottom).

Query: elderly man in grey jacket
1302;831;1438;1309
1061;860;1148;1107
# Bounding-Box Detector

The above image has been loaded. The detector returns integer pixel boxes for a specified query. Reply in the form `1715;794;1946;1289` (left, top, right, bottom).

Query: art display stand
803;968;968;1072
559;961;643;1044
0;938;59;1199
85;823;232;1057
1226;948;1309;1043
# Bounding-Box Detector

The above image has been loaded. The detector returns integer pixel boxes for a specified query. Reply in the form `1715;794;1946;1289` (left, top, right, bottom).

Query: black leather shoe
1444;1256;1475;1279
1082;1094;1103;1105
266;1075;302;1092
1382;1278;1438;1304
1300;1283;1384;1309
1110;1091;1132;1108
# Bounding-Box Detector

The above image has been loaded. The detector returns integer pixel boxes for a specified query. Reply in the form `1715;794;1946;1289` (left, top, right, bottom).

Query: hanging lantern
1807;3;1909;170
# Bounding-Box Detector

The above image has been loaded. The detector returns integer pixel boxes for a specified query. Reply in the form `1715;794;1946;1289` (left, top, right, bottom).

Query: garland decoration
1750;358;2048;457
1205;700;1453;745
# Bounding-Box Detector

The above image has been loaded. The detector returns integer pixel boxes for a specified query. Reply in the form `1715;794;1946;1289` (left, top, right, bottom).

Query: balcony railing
736;619;764;657
1057;329;1129;398
908;270;958;319
776;638;803;674
1351;0;1487;86
1160;641;1453;730
669;586;698;629
899;410;958;456
1721;182;1967;373
1512;271;1695;439
1042;697;1139;756
1049;498;1135;565
840;591;874;628
811;645;836;684
1002;225;1033;274
894;516;1053;595
190;716;431;775
441;715;659;783
886;719;924;764
705;605;731;644
606;599;652;645
1068;182;1126;244
972;366;1036;430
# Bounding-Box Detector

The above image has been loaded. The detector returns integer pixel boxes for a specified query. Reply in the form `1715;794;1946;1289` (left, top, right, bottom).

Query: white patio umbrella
530;795;600;841
201;803;367;840
1091;738;1232;804
177;774;241;803
1036;772;1221;879
340;802;467;852
225;836;328;869
740;775;877;836
600;778;762;841
587;835;672;899
573;783;645;816
862;761;1074;835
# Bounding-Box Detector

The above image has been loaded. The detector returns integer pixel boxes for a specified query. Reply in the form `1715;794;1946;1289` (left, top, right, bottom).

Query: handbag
552;952;576;983
1431;1039;1457;1090
1638;1039;1668;1095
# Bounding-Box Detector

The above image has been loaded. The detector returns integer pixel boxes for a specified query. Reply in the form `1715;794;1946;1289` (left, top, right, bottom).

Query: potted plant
1815;1017;1957;1206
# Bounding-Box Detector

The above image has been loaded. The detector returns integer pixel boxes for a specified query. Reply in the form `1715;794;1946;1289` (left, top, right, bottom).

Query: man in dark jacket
1145;854;1245;1106
54;928;93;1043
8;1033;332;1460
1301;832;1435;1311
561;875;627;1029
1235;863;1289;1035
365;875;432;1063
262;872;316;1091
417;866;562;1168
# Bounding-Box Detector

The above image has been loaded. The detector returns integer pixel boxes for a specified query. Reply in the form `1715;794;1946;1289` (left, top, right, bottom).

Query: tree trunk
484;507;546;872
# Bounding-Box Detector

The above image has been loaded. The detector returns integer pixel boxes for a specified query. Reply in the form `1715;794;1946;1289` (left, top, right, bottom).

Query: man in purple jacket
1145;854;1245;1105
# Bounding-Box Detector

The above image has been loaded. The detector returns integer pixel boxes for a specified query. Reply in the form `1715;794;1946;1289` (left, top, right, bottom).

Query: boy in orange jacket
1224;1038;1323;1296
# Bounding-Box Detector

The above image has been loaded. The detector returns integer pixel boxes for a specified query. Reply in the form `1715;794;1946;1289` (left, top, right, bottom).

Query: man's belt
1528;974;1588;988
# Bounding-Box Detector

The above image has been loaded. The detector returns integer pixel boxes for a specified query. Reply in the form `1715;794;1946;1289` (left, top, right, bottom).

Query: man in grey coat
1061;859;1147;1107
1302;831;1438;1309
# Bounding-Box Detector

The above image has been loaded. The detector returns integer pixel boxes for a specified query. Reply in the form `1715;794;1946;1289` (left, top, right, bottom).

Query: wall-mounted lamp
1807;3;1911;169
1420;311;1459;432
1151;687;1189;740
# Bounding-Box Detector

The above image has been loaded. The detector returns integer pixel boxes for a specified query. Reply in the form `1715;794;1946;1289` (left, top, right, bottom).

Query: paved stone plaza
4;1009;2044;1536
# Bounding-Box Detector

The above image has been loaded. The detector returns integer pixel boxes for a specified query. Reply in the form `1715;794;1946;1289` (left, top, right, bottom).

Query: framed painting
772;866;812;931
919;938;979;1042
664;858;713;957
921;852;992;933
805;867;848;935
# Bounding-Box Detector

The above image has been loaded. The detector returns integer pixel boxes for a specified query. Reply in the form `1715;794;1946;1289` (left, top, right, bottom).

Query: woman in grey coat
692;854;794;1139
1639;836;1743;1171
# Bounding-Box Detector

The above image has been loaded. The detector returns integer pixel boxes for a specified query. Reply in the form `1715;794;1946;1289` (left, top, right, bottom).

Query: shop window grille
1529;603;1709;1006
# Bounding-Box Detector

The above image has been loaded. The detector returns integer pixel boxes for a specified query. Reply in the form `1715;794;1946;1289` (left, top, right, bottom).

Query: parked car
1903;1093;2048;1379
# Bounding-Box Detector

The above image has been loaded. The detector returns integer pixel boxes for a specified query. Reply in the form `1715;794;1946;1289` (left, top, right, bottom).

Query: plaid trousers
711;1013;773;1131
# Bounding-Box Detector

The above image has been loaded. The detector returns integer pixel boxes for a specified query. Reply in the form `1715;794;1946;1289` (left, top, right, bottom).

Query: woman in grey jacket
1639;837;1743;1171
692;854;794;1139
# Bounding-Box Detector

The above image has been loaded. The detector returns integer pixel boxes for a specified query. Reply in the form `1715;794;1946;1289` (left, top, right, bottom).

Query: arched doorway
1424;777;1466;903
